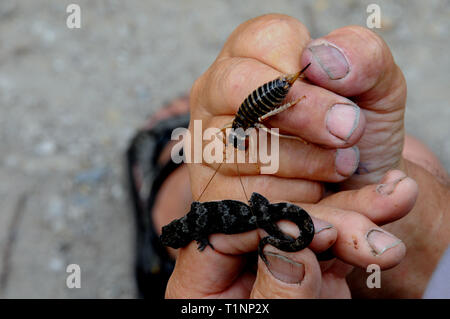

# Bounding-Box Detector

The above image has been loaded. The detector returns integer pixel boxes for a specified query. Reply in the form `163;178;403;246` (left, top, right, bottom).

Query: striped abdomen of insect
228;63;311;149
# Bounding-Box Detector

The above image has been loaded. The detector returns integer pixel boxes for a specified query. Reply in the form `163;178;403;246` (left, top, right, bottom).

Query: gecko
160;192;314;262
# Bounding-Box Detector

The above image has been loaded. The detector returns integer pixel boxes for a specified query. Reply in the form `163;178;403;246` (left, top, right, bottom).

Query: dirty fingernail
376;176;407;195
263;250;305;284
308;43;349;80
366;229;403;256
335;146;359;176
326;104;360;141
314;219;334;234
379;170;407;184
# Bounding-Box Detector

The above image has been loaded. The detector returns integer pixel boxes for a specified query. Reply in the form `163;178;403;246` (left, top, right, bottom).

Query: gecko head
160;217;192;249
249;192;270;213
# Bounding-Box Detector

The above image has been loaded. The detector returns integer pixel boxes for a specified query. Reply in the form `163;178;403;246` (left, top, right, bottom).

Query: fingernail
379;170;407;184
376;176;407;195
326;104;360;141
366;229;403;256
308;42;349;80
335;146;359;176
314;219;334;234
263;250;305;284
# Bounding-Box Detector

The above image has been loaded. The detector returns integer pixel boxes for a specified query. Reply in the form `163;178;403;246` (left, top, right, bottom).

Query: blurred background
0;0;448;298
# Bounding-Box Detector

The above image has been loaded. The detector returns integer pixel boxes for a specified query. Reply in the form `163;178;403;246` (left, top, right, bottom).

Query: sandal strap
126;113;189;299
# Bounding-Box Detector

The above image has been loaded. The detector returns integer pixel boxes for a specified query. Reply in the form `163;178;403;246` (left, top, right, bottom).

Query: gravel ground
0;0;448;298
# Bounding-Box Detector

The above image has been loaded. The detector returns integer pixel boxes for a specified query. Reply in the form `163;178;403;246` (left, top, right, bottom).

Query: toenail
365;229;403;256
308;42;350;80
326;103;360;141
335;146;360;177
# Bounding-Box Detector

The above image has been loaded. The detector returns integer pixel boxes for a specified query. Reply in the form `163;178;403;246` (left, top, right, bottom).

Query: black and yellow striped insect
160;64;315;264
161;63;315;256
197;62;311;201
224;62;311;150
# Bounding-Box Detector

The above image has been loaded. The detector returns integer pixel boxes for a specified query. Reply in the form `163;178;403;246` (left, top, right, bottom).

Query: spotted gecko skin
160;192;314;260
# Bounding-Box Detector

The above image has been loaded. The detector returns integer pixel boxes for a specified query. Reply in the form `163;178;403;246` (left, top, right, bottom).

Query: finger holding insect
265;81;366;147
193;56;366;148
195;13;366;146
193;124;360;183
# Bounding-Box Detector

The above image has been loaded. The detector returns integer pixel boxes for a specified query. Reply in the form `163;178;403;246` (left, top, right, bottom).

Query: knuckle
191;57;229;103
226;14;309;59
345;25;392;65
249;14;308;46
190;75;203;97
251;13;306;34
189;75;204;107
218;58;263;111
221;58;253;96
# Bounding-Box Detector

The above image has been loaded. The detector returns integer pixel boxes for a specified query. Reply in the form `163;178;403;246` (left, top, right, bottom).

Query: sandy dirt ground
0;0;448;298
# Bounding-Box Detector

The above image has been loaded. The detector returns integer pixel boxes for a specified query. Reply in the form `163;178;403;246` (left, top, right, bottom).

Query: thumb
250;247;321;299
301;26;407;187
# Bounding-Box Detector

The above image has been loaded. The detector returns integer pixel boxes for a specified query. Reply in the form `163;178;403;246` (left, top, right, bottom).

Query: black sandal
126;112;190;299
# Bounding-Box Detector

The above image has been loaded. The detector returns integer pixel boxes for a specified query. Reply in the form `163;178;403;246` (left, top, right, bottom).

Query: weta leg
255;123;308;145
258;96;306;122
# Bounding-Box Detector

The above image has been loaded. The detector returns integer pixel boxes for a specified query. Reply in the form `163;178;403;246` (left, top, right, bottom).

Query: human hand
165;168;416;298
187;14;366;205
299;23;408;189
165;211;340;298
183;14;428;298
297;20;449;297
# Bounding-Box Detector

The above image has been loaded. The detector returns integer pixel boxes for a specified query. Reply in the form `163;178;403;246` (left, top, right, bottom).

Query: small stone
0;2;17;19
74;167;109;185
49;257;64;272
4;154;19;167
48;196;64;218
35;140;56;156
110;184;124;200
